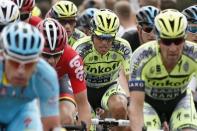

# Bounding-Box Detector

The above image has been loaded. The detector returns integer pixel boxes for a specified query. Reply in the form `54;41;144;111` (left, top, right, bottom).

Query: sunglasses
42;52;63;59
160;38;185;46
94;35;114;41
20;12;31;21
187;25;197;34
57;19;76;25
140;24;154;33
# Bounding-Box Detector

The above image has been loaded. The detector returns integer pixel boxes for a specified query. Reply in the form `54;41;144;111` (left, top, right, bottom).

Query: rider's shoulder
36;58;57;77
72;36;92;49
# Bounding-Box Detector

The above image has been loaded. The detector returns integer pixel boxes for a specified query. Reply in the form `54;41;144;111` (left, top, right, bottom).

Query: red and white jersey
56;45;86;94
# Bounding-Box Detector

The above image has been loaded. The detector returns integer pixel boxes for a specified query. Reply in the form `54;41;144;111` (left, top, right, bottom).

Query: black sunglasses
20;13;31;21
42;52;63;59
57;19;76;25
140;25;154;33
187;25;197;34
160;38;185;46
94;35;114;41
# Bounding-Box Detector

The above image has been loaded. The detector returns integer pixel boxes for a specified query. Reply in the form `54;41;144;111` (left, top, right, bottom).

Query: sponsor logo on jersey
147;77;189;87
112;42;130;57
150;87;184;100
131;47;155;78
69;55;84;81
86;62;119;74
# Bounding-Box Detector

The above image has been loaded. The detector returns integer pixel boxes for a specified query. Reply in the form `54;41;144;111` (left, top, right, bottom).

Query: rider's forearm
75;90;92;130
77;102;92;130
128;92;144;131
118;68;130;96
128;103;144;131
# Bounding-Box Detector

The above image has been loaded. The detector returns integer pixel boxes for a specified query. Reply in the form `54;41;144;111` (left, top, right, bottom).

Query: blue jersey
0;59;59;124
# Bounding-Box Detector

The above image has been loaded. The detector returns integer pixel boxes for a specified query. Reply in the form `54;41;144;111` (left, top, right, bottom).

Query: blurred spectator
114;0;137;37
122;6;160;51
36;0;52;18
160;0;177;10
104;0;117;10
138;0;161;8
78;0;103;12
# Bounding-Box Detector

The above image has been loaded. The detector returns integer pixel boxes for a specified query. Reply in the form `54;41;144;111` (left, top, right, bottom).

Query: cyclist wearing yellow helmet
128;9;197;131
46;0;86;47
73;9;132;131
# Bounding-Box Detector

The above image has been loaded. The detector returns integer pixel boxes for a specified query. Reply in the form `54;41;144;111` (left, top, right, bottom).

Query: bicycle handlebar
91;118;164;131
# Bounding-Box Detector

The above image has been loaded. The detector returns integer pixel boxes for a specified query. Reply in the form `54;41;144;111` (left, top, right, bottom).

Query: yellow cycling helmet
32;6;41;17
155;9;188;39
91;9;120;37
50;0;77;19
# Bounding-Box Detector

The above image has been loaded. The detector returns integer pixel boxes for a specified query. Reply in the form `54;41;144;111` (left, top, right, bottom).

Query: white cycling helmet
0;0;20;31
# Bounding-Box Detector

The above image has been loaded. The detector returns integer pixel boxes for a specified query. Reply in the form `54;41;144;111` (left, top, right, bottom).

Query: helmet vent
169;20;175;32
159;18;168;32
23;37;27;50
177;17;183;32
9;5;15;18
15;34;19;48
1;7;7;19
7;33;11;46
106;18;111;28
31;36;34;48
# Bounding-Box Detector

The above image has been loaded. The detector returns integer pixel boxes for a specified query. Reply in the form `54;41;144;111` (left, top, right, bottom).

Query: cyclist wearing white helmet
0;22;60;131
37;18;91;129
0;0;20;32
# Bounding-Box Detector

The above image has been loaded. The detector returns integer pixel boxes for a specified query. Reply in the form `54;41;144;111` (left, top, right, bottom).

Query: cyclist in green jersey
45;0;86;47
128;9;197;131
73;9;132;131
182;5;197;112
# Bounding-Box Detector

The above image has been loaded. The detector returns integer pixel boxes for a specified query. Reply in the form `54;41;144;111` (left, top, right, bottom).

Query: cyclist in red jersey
37;18;91;129
12;0;42;26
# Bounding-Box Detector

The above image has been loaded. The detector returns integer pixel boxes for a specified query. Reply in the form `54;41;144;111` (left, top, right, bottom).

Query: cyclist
46;0;86;47
73;9;132;131
77;8;98;36
128;9;197;131
11;0;42;26
122;5;160;51
37;18;91;129
0;22;60;131
182;5;197;44
182;5;197;111
0;0;20;32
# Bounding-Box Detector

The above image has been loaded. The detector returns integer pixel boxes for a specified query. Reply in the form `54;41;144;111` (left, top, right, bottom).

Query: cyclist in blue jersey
0;22;60;131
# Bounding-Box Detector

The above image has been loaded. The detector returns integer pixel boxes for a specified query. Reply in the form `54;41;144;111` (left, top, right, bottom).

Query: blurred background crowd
35;0;196;19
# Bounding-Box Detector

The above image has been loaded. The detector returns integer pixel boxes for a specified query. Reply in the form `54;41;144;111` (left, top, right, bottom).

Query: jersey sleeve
120;39;132;75
36;59;59;117
128;42;156;92
67;54;86;94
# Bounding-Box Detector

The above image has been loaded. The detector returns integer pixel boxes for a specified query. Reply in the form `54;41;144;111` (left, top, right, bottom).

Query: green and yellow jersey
129;40;197;100
69;28;86;47
73;36;132;88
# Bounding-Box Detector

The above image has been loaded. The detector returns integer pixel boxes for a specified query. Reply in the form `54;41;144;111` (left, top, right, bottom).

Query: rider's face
138;24;156;44
159;37;185;65
5;59;37;87
57;18;76;37
93;35;114;55
41;52;63;67
186;23;197;43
